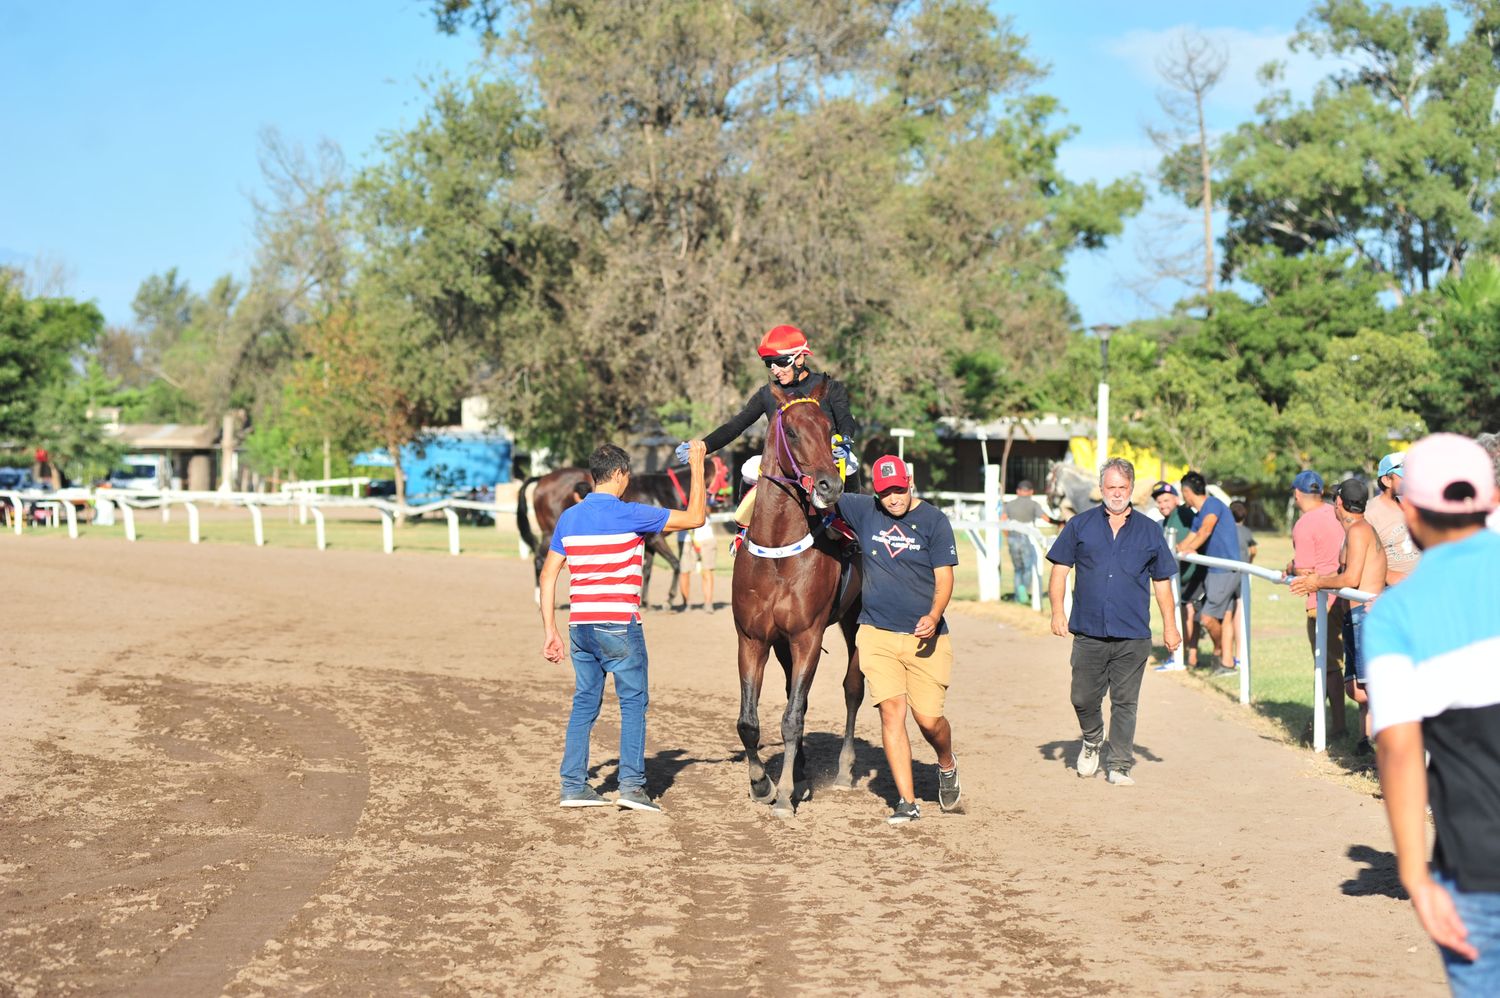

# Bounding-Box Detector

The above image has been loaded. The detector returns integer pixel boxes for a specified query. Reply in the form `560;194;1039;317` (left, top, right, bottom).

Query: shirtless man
1364;452;1418;585
1290;479;1387;750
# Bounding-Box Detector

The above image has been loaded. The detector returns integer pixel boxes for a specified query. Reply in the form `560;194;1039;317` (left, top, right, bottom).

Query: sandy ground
0;536;1446;996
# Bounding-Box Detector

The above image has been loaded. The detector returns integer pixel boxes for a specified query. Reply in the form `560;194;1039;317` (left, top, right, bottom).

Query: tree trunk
390;437;407;526
999;423;1016;498
1196;92;1214;298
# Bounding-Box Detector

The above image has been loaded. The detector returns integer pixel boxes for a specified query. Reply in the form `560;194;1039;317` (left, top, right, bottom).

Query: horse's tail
516;476;541;554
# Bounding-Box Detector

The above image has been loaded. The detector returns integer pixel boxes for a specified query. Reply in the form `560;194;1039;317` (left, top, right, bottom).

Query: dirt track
1;537;1445;995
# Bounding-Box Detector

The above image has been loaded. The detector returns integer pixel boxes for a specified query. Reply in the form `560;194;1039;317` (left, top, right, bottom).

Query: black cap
1335;478;1368;514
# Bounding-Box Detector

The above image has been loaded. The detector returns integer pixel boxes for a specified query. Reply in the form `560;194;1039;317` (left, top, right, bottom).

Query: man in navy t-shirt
1175;471;1243;677
839;455;961;825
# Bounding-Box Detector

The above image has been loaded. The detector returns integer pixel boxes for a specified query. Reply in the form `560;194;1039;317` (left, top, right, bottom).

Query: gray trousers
1070;635;1152;774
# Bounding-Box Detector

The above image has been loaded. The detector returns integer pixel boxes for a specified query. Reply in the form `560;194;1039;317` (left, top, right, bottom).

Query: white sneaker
1154;661;1186;672
1104;770;1135;786
1076;739;1101;778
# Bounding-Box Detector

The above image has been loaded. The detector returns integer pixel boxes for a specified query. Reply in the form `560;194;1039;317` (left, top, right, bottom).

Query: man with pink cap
1365;433;1500;994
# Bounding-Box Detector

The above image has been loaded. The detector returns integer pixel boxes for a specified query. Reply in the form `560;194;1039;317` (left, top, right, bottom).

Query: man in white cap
1365;433;1500;992
1366;451;1419;585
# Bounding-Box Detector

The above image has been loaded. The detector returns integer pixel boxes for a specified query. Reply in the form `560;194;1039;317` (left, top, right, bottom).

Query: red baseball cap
871;455;910;492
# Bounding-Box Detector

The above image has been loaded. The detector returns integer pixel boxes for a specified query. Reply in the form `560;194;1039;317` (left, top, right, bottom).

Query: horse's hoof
749;777;774;803
831;778;855;791
770;801;795;819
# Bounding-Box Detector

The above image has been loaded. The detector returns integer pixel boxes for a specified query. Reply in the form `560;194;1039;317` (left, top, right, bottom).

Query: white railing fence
1177;550;1374;754
0;487;519;557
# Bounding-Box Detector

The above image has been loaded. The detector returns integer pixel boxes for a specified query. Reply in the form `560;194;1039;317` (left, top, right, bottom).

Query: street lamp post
1090;324;1117;471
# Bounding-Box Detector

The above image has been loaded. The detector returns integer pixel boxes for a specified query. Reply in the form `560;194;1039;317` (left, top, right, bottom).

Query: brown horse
732;384;863;818
517;460;715;609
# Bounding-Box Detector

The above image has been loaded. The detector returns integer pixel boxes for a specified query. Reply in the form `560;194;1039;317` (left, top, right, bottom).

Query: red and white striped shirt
549;493;670;625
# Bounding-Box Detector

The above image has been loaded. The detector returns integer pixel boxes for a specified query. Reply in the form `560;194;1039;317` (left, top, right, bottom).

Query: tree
419;0;1141;461
1281;326;1436;473
1149;30;1228;299
0;271;121;483
1180;247;1396;410
1212;0;1500;298
1423;257;1500;434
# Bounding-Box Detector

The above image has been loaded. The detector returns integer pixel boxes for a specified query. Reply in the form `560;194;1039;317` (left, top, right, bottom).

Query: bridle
758;398;823;512
744;398;836;559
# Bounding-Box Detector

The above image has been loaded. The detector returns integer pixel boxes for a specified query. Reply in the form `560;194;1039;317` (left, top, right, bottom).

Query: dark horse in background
516;457;715;609
733;384;863;818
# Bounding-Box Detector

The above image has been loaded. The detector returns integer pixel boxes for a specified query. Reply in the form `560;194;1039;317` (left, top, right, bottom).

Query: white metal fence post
248;502;265;547
121;502;137;541
61;500;78;539
444;507;461;556
186;502;200;544
6;494;21;535
380;508;395;554
311;506;327;550
1237;572;1252;705
1313;591;1328;753
979;465;1000;602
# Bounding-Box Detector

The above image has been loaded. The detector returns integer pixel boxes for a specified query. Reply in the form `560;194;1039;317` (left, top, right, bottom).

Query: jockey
678;324;860;481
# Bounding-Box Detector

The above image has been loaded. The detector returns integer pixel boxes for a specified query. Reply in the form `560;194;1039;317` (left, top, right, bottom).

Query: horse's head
764;383;843;510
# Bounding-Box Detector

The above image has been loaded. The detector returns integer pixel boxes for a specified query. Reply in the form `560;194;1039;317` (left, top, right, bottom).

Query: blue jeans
561;621;650;793
1008;537;1036;600
1433;870;1500;996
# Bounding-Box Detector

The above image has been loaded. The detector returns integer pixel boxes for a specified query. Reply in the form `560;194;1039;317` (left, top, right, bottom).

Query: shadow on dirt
1340;844;1408;900
1036;740;1163;768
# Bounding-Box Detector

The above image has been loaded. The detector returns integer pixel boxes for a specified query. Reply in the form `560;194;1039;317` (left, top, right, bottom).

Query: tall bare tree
1147;30;1228;299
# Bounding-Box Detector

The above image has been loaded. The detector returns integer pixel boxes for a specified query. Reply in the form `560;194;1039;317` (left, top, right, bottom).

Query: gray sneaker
616;787;663;813
559;786;611;808
887;799;922;824
1104;770;1136;786
1076;739;1101;778
937;757;961;812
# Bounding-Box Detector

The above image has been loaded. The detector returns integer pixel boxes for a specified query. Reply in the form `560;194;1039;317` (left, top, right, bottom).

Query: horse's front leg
834;612;864;790
737;636;774;803
771;630;823;818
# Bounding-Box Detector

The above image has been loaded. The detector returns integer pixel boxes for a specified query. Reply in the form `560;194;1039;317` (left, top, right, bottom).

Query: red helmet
757;324;811;359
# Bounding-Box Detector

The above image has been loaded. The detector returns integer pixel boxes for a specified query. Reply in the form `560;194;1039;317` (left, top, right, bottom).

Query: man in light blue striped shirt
1365;434;1500;996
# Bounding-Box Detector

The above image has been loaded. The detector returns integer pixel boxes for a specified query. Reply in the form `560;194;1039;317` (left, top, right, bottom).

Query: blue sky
1;1;1332;332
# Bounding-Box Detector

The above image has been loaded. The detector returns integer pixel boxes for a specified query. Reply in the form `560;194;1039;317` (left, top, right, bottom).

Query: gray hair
1099;457;1135;487
1478;432;1500;486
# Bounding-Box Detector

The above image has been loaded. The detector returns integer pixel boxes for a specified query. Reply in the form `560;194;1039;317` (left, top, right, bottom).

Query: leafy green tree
1116;350;1275;483
0;271;122;482
1281;326;1436;473
419;1;1141;461
1180;247;1396;409
1210;0;1500;298
1422;257;1500;434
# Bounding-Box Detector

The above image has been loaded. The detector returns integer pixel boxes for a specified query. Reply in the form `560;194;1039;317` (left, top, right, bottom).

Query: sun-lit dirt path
0;536;1444;995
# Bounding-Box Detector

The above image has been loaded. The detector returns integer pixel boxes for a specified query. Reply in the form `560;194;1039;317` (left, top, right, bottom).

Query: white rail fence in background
0;487;518;556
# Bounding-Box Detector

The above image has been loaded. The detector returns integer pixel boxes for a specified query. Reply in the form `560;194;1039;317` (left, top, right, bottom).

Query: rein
747;398;832;560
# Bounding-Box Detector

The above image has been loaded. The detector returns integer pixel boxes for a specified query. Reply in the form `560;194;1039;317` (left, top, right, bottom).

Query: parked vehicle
106;455;171;491
0;467;37;492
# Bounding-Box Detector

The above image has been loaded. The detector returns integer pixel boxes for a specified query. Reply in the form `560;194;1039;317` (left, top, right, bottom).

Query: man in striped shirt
540;441;707;813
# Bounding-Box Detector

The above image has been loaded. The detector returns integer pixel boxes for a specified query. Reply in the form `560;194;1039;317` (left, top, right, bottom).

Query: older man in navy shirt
1047;458;1181;786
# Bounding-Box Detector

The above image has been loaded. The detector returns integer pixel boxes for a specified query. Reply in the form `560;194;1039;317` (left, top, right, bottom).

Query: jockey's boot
826;513;859;555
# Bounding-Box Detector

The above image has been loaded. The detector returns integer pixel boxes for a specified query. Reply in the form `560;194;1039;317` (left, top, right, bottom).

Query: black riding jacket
702;371;859;455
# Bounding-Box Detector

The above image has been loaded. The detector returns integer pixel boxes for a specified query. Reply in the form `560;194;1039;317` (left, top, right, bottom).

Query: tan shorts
681;535;716;572
856;626;953;718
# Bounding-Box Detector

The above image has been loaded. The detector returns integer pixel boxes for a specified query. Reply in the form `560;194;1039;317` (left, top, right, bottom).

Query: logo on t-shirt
873;523;923;557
